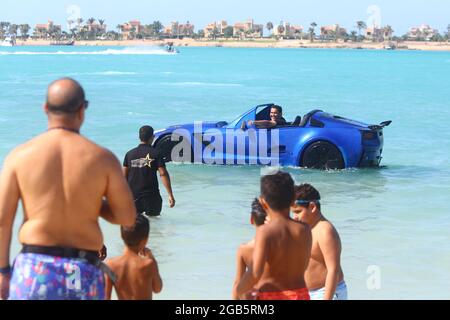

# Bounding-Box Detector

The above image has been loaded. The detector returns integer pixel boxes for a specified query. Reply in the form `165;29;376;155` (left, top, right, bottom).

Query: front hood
154;121;226;137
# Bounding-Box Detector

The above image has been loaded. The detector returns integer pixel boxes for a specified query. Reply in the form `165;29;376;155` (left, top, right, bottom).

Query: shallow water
1;46;449;299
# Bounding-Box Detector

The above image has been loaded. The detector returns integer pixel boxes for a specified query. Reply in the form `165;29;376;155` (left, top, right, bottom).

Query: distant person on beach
247;105;287;129
105;214;162;300
232;198;267;300
234;171;312;300
292;184;347;300
123;125;175;217
0;78;136;300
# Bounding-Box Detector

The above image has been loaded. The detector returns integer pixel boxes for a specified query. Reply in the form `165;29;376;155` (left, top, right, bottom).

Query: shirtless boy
105;214;162;300
292;183;348;300
232;198;266;300
235;171;312;300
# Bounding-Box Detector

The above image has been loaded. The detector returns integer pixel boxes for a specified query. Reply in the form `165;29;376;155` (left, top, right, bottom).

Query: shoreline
10;39;450;51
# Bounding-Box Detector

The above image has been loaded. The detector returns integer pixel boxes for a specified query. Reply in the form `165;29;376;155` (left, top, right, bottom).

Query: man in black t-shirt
123;126;175;216
247;105;287;129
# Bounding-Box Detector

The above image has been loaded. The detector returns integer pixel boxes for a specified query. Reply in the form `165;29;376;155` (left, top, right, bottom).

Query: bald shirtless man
234;171;312;300
0;78;136;300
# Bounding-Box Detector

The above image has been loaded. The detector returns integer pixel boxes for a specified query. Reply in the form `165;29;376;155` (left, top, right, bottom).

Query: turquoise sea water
1;46;449;299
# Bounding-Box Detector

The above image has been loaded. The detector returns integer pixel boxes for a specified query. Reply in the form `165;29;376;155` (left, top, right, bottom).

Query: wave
163;82;243;87
0;47;178;56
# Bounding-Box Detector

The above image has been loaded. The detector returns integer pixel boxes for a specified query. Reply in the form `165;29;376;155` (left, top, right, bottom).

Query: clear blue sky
1;0;449;34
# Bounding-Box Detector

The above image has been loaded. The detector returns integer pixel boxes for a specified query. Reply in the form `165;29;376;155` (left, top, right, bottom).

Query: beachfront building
204;20;229;38
407;24;439;41
121;20;143;39
33;20;61;39
164;21;195;38
365;26;393;42
272;22;303;39
233;19;263;39
87;22;107;34
320;24;347;41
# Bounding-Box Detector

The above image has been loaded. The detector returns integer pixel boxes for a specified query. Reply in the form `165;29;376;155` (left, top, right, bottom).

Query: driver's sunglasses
83;100;89;110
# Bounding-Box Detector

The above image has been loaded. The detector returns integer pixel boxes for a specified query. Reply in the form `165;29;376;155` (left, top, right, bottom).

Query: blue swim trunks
9;253;105;300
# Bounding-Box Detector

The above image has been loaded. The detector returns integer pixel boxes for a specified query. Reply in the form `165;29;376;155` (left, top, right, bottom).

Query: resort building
272;22;303;39
407;24;439;41
164;21;195;38
320;24;347;40
204;20;229;38
87;23;107;34
33;20;61;39
121;20;143;39
233;19;263;39
365;26;393;41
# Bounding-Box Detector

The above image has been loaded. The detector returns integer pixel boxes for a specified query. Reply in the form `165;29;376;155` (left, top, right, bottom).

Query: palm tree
356;21;367;40
384;25;393;41
152;21;164;36
447;24;450;42
350;30;357;42
277;24;285;39
98;19;106;37
224;26;233;38
266;22;273;37
88;18;96;25
211;25;219;40
9;24;18;37
309;22;317;42
19;24;30;40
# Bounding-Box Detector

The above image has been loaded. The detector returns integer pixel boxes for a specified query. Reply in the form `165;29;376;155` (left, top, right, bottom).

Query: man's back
123;144;161;198
255;217;311;292
13;130;124;251
106;251;159;300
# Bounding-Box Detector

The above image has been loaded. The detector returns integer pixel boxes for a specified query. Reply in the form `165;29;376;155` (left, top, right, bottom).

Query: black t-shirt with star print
123;144;165;199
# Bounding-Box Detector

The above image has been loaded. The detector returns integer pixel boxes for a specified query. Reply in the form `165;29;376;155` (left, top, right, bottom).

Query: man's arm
122;166;129;179
151;259;163;294
236;228;268;298
0;154;20;300
141;248;163;294
232;246;247;300
248;120;276;129
102;151;136;227
158;166;175;208
319;225;342;300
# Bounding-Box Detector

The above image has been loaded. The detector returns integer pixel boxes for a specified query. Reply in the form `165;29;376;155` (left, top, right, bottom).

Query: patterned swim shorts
9;253;105;300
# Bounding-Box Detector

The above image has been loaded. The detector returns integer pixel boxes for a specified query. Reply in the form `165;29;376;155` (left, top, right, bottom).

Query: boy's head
251;198;267;227
121;214;150;249
292;184;321;223
260;171;295;213
139;125;154;144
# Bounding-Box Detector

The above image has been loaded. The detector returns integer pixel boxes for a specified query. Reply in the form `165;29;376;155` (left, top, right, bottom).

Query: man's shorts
9;253;105;300
135;193;163;216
